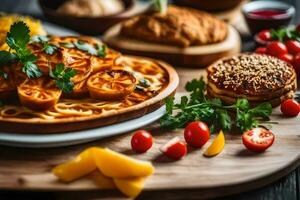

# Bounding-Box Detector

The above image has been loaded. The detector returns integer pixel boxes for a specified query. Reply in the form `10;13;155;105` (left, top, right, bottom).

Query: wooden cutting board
0;68;299;200
104;25;241;67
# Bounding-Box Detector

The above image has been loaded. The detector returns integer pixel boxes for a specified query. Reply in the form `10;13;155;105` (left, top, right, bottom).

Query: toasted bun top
207;53;296;96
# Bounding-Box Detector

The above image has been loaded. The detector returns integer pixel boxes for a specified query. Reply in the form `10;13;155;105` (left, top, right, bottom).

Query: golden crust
207;53;297;107
121;6;228;47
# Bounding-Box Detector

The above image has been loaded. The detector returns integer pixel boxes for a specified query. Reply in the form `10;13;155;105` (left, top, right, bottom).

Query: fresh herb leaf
96;44;106;58
22;61;42;78
74;40;97;55
6;21;30;50
0;51;17;67
5;22;42;78
49;63;77;93
160;77;273;133
31;35;49;43
153;0;168;14
60;42;75;48
139;79;150;88
42;42;58;55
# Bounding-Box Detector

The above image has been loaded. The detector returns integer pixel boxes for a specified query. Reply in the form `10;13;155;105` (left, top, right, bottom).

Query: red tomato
257;30;272;42
280;99;300;117
266;42;288;56
184;121;210;148
277;53;293;64
255;47;267;54
242;128;275;152
131;130;153;153
293;53;300;76
160;137;187;160
285;40;300;55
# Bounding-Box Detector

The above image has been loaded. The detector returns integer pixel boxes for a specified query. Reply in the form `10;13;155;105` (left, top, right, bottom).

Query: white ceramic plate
0;23;166;148
0;106;165;148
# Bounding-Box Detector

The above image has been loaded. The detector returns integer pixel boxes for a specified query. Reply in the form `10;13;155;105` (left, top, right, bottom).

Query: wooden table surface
0;68;299;200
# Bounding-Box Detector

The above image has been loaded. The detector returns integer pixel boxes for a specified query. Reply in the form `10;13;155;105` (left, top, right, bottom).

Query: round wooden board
103;24;241;67
0;69;299;200
0;56;179;134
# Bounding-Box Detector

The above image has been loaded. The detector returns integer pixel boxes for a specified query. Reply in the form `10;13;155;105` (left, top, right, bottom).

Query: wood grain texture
0;68;299;200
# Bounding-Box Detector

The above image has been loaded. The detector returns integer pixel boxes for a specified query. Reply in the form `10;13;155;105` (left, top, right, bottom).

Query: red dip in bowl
242;1;295;34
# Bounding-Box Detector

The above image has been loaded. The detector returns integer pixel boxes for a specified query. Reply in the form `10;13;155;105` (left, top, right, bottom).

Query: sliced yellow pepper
88;171;115;189
204;130;225;157
93;148;155;178
52;147;97;182
114;177;145;198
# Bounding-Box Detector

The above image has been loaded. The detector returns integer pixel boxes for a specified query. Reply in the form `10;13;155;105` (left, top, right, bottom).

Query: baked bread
207;53;297;107
120;6;228;47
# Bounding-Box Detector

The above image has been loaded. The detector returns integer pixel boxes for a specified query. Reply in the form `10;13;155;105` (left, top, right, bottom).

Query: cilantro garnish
73;40;107;58
160;78;272;133
4;22;42;78
49;63;77;93
153;0;168;14
31;35;58;55
270;26;300;42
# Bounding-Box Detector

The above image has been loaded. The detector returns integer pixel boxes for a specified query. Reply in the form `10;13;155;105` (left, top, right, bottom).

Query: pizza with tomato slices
0;23;178;133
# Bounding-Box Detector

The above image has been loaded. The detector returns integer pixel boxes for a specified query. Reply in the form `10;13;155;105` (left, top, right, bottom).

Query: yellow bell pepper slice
204;130;225;157
52;147;97;182
114;177;145;198
93;148;155;178
88;171;115;189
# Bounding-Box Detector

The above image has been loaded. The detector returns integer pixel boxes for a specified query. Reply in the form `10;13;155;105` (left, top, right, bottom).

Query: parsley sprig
160;78;272;133
4;21;42;78
31;35;58;55
270;26;300;42
153;0;168;14
49;63;77;93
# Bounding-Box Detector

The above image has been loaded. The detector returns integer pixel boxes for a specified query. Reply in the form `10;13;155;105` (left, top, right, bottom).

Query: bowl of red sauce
242;1;295;34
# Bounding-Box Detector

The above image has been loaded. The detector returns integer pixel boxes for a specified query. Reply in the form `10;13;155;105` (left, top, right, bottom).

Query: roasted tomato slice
62;48;92;84
87;69;136;100
242;128;275;152
18;78;62;110
0;66;17;100
63;80;89;98
28;43;63;74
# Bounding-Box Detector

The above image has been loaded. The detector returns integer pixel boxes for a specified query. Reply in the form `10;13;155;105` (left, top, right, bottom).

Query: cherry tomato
131;130;153;153
257;30;272;42
242;128;275;152
160;137;187;160
277;53;293;64
280;99;300;117
266;41;288;56
184;121;210;148
285;40;300;55
255;47;267;54
293;53;300;76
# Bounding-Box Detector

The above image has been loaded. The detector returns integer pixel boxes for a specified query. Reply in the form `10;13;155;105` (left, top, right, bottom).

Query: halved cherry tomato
257;30;272;42
184;121;210;148
277;53;293;64
160;137;187;160
293;53;300;76
131;130;153;153
285;40;300;55
280;99;300;117
255;47;267;54
242;128;275;152
266;42;288;56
